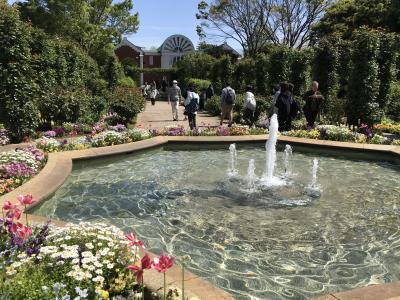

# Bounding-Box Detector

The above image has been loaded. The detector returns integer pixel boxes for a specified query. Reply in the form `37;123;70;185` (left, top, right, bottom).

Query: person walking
220;83;236;127
275;82;293;131
206;84;214;101
270;84;280;117
149;81;158;106
243;85;257;126
184;85;200;130
199;88;207;111
168;80;182;121
303;81;324;128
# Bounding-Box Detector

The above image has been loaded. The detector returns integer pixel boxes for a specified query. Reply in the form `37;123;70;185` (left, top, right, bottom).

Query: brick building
115;34;195;85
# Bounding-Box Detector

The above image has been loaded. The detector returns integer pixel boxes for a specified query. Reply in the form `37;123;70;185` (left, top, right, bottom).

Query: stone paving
136;100;221;129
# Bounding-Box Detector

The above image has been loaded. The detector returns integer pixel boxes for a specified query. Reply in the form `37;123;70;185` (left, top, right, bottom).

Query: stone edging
0;135;399;300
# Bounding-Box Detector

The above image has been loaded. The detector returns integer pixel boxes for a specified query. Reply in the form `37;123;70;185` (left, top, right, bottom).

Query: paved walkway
136;100;221;129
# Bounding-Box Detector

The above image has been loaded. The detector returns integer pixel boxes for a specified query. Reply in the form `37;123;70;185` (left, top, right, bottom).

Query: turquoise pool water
33;146;400;299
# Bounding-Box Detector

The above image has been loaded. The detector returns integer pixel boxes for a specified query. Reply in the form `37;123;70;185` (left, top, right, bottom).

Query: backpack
290;99;300;118
186;92;199;113
225;88;235;105
245;93;256;111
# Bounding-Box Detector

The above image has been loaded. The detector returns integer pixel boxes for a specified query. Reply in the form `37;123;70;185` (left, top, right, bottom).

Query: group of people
272;81;324;131
143;78;324;131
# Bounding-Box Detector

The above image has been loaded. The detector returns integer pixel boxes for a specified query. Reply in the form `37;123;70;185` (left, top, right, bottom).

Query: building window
149;56;154;65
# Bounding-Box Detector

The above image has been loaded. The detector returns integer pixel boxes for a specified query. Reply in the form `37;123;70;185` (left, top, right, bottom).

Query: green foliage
204;95;221;116
19;0;139;53
387;81;400;120
312;36;339;115
186;78;211;91
233;58;256;93
268;46;292;90
255;53;269;94
377;32;397;109
0;3;39;141
289;49;312;96
175;52;216;84
312;0;395;39
109;87;145;124
347;29;383;125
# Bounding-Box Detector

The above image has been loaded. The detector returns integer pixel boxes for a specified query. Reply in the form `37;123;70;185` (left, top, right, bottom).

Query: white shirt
244;91;256;110
185;91;200;114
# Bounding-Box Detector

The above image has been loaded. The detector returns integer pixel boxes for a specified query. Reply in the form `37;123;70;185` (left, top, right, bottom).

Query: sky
129;0;202;50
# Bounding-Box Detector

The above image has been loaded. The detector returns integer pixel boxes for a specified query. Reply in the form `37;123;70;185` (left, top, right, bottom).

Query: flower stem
182;263;185;300
142;276;145;300
25;205;28;226
164;272;166;300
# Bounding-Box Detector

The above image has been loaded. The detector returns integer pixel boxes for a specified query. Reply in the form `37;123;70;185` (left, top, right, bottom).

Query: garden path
136;100;221;129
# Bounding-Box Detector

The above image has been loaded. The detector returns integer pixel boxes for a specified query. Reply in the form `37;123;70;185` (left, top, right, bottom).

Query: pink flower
127;253;153;284
152;253;175;273
17;194;35;206
2;200;16;211
126;232;144;248
17;224;32;239
7;207;22;221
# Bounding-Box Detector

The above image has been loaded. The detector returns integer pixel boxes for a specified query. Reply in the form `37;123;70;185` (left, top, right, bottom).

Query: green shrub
347;29;383;126
186;78;211;91
0;3;39;141
387;81;400;121
205;95;221;116
268;46;292;91
109;87;145;124
118;76;136;88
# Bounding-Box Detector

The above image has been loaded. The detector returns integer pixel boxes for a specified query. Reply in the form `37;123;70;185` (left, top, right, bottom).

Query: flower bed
0;147;46;195
0;196;195;300
282;124;399;145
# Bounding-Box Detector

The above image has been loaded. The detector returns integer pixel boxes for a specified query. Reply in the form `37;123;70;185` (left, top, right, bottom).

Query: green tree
0;3;39;141
19;0;139;53
312;0;397;39
347;29;382;126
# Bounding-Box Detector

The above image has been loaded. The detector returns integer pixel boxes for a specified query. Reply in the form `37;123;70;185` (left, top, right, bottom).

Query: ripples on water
33;147;400;299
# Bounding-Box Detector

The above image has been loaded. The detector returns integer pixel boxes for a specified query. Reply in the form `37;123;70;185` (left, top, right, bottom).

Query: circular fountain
31;116;400;300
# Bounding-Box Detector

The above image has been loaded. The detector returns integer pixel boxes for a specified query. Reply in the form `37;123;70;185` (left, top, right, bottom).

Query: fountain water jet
246;159;256;192
263;114;283;186
228;143;238;176
284;145;293;176
310;158;319;188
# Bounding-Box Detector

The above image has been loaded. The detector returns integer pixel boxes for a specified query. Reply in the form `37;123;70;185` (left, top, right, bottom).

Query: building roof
116;38;161;56
219;42;241;57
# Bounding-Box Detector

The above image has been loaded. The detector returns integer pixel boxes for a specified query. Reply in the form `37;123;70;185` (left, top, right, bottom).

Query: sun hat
172;80;178;84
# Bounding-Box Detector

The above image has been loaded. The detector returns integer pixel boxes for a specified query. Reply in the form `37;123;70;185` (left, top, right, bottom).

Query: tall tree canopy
18;0;139;53
197;0;332;57
312;0;400;39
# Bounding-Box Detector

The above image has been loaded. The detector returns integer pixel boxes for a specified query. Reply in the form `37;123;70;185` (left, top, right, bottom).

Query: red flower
17;194;35;206
152;253;175;273
127;253;153;284
2;200;16;211
126;232;144;248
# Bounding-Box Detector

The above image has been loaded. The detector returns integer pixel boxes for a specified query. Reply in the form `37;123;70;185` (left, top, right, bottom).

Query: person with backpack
220;83;236;127
184;84;200;130
275;82;297;131
243;85;257;126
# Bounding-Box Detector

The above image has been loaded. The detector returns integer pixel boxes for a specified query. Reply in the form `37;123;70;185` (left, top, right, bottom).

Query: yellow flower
102;290;109;299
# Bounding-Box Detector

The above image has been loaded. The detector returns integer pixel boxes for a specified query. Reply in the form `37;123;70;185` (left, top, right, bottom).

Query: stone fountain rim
0;135;399;300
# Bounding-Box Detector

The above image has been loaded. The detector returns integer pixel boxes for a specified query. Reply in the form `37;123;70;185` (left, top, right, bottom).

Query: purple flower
53;127;65;137
23;146;45;163
2;163;36;178
44;130;56;138
108;123;126;132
